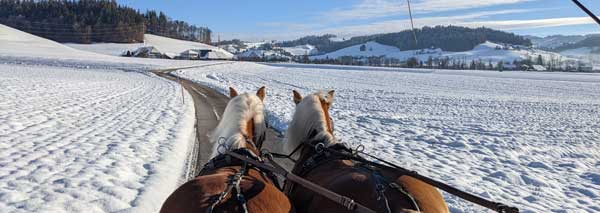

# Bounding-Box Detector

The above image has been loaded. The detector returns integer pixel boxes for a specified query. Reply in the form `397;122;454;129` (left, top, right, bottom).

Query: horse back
290;160;422;212
160;166;292;213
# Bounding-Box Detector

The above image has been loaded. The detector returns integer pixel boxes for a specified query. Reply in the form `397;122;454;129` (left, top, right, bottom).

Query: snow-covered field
175;62;600;212
0;64;195;212
0;24;210;212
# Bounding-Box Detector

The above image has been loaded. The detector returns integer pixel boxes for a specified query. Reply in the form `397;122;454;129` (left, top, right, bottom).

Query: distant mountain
525;35;588;49
553;35;600;53
279;26;532;54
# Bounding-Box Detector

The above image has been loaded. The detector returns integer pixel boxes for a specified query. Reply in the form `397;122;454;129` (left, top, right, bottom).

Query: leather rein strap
225;150;379;213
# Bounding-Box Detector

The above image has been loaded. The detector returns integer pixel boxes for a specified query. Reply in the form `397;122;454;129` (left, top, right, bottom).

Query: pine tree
537;55;544;65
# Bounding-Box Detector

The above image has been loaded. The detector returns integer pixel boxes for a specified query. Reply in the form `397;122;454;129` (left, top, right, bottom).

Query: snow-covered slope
311;41;573;65
311;41;405;59
175;62;600;212
445;41;565;63
64;42;144;56
0;24;203;212
281;44;318;56
0;24;108;60
1;24;220;69
65;34;233;59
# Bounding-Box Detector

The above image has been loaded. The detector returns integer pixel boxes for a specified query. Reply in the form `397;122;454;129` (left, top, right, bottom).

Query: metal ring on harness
217;137;229;154
260;148;274;161
315;143;325;153
353;144;365;155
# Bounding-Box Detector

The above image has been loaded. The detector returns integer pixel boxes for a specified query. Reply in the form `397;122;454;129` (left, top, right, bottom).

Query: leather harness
285;140;421;213
198;120;272;213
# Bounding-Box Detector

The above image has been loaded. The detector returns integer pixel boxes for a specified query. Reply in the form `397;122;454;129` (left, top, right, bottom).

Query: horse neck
285;96;335;155
210;96;263;158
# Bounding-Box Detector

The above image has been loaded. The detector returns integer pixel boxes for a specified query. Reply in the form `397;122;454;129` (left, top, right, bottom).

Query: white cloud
467;17;596;30
325;0;537;22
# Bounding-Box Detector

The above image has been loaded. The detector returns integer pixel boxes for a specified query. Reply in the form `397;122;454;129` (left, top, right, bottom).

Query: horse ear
293;90;302;105
256;86;266;101
229;87;238;98
327;90;335;103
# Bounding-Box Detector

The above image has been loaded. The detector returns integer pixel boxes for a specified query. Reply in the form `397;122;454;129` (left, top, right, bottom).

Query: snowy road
175;62;600;212
155;69;290;178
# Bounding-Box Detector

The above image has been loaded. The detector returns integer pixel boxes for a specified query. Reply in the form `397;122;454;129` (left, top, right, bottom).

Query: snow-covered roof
206;50;234;59
180;49;199;55
532;65;547;71
133;46;162;57
236;49;290;60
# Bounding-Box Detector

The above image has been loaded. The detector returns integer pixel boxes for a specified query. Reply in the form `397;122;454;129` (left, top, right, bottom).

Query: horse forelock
210;93;266;158
285;92;335;154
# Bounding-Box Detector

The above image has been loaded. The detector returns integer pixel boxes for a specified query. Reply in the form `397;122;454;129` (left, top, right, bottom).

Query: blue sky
117;0;600;41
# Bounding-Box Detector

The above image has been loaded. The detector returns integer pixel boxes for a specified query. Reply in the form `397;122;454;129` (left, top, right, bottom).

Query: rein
306;143;520;213
232;135;520;213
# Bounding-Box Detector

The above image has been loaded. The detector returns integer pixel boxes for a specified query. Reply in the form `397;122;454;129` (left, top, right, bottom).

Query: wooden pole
177;72;184;104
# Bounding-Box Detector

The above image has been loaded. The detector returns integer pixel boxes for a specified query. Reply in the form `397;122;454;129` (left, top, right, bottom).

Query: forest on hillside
279;26;532;53
0;0;211;43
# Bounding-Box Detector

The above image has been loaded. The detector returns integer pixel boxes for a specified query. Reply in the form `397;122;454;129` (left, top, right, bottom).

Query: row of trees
0;0;211;43
144;10;211;44
278;26;532;53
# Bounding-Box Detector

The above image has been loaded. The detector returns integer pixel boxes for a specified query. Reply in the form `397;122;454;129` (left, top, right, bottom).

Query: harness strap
370;170;392;213
226;150;379;213
389;183;420;212
202;148;275;212
207;163;247;213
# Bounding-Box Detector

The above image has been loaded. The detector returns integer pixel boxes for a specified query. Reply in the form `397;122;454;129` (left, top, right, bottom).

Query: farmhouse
132;46;163;58
180;49;199;60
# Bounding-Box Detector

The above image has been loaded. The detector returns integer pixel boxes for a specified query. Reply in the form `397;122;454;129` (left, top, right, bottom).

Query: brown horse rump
287;143;448;213
160;148;291;213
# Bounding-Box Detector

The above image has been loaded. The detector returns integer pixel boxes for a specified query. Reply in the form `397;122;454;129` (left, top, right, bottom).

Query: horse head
209;86;267;158
285;89;336;156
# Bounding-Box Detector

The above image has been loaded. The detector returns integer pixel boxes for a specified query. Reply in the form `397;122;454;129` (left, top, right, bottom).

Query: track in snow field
0;64;196;212
154;69;291;178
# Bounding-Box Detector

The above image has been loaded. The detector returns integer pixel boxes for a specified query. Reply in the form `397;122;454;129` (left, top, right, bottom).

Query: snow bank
175;62;600;212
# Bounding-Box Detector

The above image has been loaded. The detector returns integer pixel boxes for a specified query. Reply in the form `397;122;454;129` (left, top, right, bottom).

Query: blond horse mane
209;92;266;158
284;91;336;156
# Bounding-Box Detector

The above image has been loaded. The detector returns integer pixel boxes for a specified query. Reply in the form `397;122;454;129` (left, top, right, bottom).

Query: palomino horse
283;90;449;213
161;87;292;213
